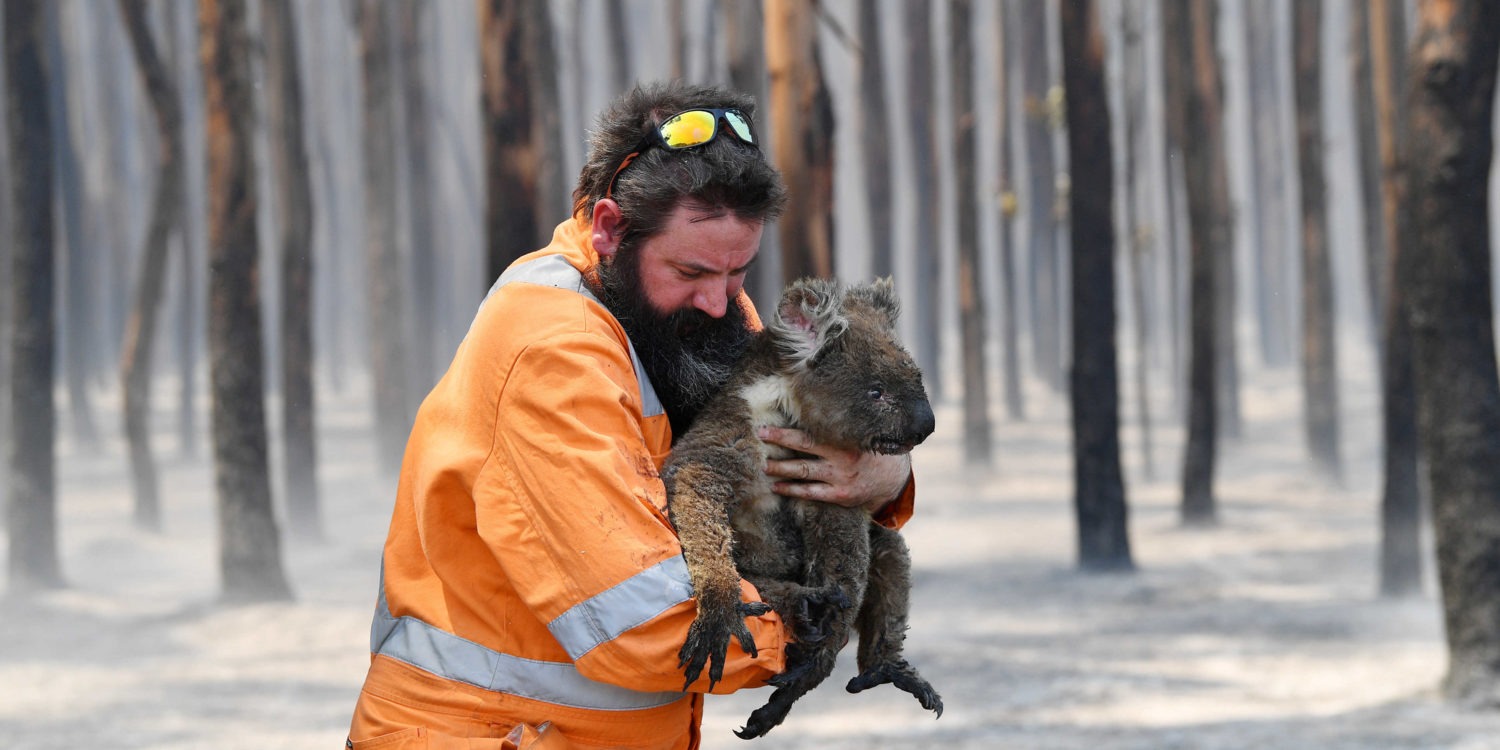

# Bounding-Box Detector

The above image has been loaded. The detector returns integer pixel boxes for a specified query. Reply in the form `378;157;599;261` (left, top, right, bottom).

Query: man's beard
594;244;753;438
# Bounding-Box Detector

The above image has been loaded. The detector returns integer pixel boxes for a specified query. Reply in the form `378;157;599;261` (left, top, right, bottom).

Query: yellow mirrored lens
725;111;753;143
660;110;717;149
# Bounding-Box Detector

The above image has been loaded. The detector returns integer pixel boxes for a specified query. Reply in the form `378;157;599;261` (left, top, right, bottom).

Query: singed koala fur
664;277;942;739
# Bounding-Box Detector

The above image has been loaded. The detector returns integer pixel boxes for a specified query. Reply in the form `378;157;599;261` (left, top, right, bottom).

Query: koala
663;277;942;740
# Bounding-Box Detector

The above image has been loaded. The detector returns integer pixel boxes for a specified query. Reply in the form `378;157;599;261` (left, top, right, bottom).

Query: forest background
5;0;1500;747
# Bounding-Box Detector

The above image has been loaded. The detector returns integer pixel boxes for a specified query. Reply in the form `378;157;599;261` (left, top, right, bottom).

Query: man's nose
694;284;729;318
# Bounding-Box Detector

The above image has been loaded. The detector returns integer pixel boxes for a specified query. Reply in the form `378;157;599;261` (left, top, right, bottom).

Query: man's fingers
757;425;816;453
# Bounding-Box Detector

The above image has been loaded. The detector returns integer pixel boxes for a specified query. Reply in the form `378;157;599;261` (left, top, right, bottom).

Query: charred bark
200;0;293;603
766;0;835;282
903;0;942;401
1403;0;1500;706
1294;0;1342;481
6;0;64;593
1370;0;1423;599
118;0;184;532
950;0;991;466
264;0;320;539
1061;0;1131;570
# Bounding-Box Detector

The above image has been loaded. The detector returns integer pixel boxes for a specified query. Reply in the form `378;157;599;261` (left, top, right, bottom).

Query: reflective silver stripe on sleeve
474;254;663;418
547;555;694;661
370;570;685;711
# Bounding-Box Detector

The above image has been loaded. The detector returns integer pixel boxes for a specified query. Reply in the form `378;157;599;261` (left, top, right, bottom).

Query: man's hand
756;426;911;514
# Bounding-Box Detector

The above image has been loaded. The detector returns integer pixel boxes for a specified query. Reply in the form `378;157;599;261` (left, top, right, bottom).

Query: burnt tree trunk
950;0;991;466
722;0;775;308
200;0;293;603
118;0;184;533
1119;0;1152;479
1165;0;1220;526
857;1;894;280
766;0;835;282
1370;0;1423;599
1018;0;1062;392
6;0;64;593
360;0;412;475
903;0;942;400
1350;0;1387;350
479;0;546;281
1294;0;1343;481
1403;0;1500;706
1061;0;1131;570
997;1;1023;421
263;0;320;539
1244;0;1293;368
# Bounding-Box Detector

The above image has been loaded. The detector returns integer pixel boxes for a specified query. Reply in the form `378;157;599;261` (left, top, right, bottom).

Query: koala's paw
789;586;852;645
734;686;799;740
846;659;944;718
679;600;773;692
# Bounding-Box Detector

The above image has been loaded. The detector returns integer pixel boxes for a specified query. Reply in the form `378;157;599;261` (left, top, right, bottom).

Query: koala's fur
663;277;941;739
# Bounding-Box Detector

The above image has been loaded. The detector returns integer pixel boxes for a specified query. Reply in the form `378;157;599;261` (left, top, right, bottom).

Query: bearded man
346;82;919;750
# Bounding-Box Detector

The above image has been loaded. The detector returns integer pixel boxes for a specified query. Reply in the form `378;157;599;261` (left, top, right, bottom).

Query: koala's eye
867;387;885;401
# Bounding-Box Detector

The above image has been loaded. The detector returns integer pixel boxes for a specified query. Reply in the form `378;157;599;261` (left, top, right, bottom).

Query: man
347;82;918;750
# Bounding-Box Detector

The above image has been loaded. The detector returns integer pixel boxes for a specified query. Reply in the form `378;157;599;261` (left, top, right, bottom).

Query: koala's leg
737;507;870;739
743;576;852;646
664;454;770;692
845;523;943;717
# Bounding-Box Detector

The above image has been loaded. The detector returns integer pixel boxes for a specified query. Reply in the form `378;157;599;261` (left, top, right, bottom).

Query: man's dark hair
572;82;788;243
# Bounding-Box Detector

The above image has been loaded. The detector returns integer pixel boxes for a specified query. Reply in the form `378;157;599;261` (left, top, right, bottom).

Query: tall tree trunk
1350;0;1387;351
903;0;942;401
200;0;293;603
997;0;1023;421
1120;0;1152;479
857;1;894;280
47;6;100;455
766;0;835;282
1294;0;1343;481
6;0;64;593
361;0;411;475
722;0;776;309
1211;2;1242;443
950;0;991;466
478;0;545;281
1403;0;1500;706
118;0;184;533
603;0;631;93
1061;0;1131;569
264;0;320;539
1018;0;1063;392
1165;0;1221;525
399;1;437;391
169;0;202;460
1370;0;1423;599
1244;0;1294;368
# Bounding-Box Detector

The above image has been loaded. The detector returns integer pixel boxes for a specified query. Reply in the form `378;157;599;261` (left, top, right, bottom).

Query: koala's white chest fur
733;374;808;541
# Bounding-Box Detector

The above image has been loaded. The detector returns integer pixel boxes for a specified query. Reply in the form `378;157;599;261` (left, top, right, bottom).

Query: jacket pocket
348;727;426;749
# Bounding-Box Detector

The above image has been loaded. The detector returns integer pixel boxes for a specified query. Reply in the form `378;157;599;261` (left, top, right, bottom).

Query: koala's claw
790;587;852;644
679;601;773;691
846;660;944;718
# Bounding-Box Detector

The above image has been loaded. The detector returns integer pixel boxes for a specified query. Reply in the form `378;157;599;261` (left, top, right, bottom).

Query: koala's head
768;277;936;455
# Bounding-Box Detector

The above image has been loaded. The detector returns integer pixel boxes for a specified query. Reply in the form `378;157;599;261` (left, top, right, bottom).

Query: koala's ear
772;278;848;368
847;277;901;329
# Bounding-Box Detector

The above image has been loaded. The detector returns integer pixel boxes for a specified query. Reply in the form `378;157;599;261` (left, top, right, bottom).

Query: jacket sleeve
475;329;785;695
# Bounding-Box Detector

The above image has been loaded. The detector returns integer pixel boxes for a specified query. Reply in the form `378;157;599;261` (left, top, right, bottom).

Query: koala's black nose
908;398;936;443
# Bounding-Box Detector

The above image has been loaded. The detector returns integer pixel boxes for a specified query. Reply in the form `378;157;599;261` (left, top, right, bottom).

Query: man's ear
591;199;625;259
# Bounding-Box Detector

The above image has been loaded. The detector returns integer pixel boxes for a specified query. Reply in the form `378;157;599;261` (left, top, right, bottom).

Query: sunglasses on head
604;108;758;201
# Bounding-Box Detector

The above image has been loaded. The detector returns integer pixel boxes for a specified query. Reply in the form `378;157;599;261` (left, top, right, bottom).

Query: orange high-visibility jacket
348;218;915;750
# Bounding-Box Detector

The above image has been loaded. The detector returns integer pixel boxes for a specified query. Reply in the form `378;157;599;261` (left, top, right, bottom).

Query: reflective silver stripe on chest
476;254;663;418
370;568;685;711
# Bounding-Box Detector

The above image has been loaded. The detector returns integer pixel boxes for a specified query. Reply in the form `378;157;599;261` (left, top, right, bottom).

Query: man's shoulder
468;259;628;361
